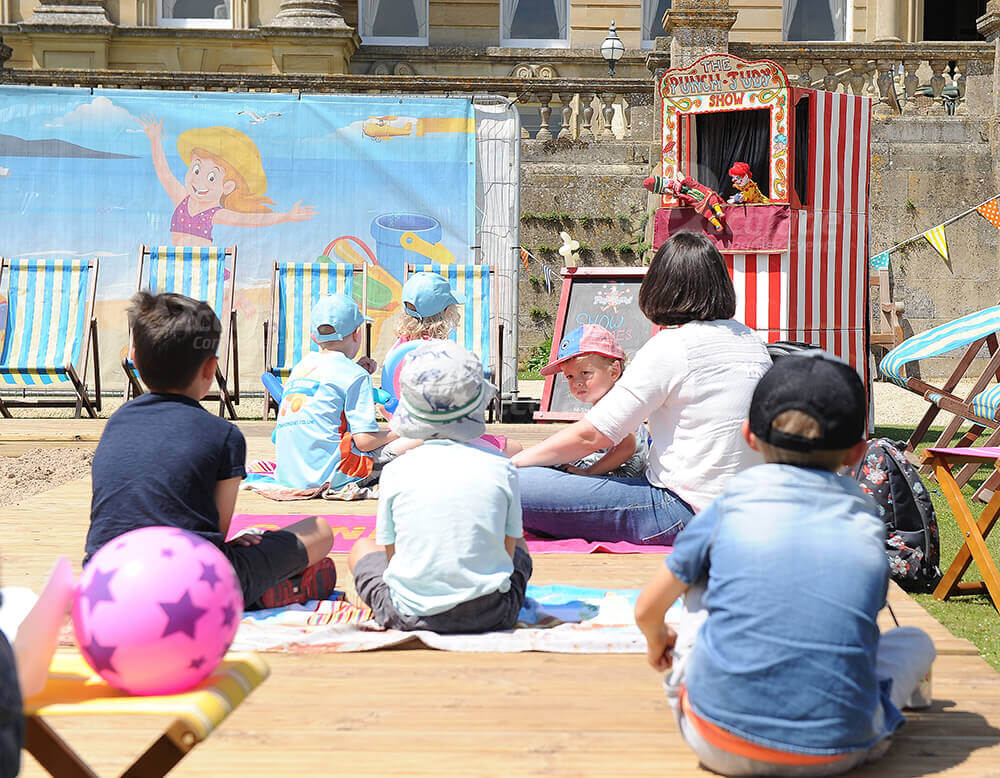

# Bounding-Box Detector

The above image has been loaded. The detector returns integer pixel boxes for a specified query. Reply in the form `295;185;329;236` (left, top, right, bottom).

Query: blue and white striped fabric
879;306;1000;385
147;245;227;317
0;259;91;386
271;262;355;380
410;263;492;369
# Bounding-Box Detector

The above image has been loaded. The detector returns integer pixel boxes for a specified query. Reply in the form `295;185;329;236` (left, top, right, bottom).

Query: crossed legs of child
663;585;936;777
347;538;532;633
225;516;335;609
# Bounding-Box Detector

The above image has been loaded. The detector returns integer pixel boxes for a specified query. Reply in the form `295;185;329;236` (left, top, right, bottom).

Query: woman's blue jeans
518;467;693;545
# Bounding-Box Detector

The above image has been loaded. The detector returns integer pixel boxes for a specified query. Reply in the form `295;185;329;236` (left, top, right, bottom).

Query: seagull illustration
237;110;282;124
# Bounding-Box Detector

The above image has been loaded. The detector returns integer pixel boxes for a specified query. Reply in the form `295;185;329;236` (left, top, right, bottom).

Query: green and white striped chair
880;305;1000;487
0;257;101;418
262;261;359;419
404;263;502;421
123;245;238;418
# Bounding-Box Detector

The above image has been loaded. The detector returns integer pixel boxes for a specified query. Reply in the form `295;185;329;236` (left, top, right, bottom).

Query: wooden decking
3;420;1000;777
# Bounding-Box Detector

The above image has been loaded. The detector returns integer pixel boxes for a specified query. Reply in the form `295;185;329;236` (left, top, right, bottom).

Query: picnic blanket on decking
229;585;682;654
228;513;673;555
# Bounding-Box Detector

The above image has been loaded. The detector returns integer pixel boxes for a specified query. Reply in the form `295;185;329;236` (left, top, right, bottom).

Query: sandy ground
0;448;93;510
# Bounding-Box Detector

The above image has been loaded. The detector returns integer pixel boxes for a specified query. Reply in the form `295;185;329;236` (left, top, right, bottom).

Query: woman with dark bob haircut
512;232;772;545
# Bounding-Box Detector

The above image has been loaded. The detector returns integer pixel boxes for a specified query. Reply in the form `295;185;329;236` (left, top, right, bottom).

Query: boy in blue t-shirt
635;352;936;776
87;292;336;609
274;293;398;492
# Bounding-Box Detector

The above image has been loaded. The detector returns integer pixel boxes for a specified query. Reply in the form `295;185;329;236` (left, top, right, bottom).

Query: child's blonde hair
754;410;850;471
394;303;462;341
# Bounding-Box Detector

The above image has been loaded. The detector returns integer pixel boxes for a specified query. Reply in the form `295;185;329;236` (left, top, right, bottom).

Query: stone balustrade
729;41;995;116
0;67;652;141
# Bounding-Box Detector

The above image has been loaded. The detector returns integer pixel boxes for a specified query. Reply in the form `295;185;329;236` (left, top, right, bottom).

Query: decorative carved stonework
268;0;349;29
509;63;559;79
0;36;11;69
372;61;418;76
25;0;112;26
978;0;1000;42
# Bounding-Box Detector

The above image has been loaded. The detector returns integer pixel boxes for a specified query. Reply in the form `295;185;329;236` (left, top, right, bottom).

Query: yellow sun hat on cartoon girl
177;126;268;195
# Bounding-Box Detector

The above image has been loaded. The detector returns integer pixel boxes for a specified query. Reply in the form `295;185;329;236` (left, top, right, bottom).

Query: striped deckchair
123;245;238;418
25;651;269;778
262;261;360;419
0;257;101;418
879;306;1000;486
405;263;502;420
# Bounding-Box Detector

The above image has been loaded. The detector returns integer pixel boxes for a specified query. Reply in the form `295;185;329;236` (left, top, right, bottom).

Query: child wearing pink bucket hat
541;324;648;478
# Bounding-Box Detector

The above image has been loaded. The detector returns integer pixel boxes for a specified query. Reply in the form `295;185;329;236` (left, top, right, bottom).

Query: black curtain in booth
794;97;810;206
693;109;771;202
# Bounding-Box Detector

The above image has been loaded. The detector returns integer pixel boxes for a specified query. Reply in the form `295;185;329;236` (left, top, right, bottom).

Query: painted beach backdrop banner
0;86;477;388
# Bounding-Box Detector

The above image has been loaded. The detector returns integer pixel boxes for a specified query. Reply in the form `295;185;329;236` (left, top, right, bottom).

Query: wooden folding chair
261;260;363;420
879;306;1000;486
404;263;504;421
0;257;102;418
122;245;239;419
921;446;1000;612
24;651;269;778
869;268;905;365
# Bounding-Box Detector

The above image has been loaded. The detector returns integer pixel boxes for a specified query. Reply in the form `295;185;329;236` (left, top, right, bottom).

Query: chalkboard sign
535;267;656;422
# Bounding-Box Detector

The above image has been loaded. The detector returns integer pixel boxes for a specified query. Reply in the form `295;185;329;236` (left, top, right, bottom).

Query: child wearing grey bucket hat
347;340;533;633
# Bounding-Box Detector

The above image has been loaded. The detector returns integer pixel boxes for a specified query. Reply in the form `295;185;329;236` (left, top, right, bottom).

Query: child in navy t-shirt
86;292;337;608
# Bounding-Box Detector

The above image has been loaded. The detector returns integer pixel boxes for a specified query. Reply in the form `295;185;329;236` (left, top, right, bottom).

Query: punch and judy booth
652;53;872;378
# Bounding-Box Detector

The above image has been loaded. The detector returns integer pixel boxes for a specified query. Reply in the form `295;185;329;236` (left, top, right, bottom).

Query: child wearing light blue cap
274;293;398;494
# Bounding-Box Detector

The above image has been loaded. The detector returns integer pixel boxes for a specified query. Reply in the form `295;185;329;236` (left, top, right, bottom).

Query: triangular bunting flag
542;264;553;294
869;251;890;271
923;225;949;261
519;247;531;274
977;198;1000;229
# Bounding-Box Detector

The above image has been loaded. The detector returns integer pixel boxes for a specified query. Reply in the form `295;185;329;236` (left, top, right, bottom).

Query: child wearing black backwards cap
635;351;935;776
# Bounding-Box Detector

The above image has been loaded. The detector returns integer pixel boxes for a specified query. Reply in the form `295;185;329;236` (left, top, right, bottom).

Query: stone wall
517;109;1000;381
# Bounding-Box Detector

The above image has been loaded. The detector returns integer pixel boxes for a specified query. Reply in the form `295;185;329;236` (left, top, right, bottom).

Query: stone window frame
500;0;571;49
359;0;430;46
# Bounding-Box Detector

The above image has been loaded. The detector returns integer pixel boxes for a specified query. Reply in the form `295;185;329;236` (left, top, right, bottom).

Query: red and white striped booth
652;53;871;381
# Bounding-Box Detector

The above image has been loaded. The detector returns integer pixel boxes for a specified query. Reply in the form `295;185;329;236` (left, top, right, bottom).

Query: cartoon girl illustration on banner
139;114;316;246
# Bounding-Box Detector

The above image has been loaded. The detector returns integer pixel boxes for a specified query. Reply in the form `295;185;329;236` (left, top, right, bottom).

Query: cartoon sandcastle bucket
370;213;441;281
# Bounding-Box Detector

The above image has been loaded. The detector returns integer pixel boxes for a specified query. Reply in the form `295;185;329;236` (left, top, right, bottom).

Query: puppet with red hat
727;162;769;205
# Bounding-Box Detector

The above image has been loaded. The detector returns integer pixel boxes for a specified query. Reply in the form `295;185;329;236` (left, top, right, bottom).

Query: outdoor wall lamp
601;20;625;77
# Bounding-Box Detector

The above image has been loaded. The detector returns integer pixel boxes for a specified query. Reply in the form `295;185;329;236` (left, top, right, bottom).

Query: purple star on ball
220;602;237;628
161;548;175;558
189;656;206;670
159;590;208;639
170;529;207;549
80;568;116;615
199;562;222;590
84;635;118;675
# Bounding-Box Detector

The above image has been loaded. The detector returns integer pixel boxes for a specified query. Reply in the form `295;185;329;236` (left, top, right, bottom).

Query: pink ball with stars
72;526;244;695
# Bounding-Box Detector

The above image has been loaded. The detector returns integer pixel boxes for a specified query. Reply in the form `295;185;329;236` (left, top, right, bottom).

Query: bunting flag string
870;192;1000;268
922;225;949;261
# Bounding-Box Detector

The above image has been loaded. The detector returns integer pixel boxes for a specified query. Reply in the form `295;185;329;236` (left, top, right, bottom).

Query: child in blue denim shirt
635;352;935;776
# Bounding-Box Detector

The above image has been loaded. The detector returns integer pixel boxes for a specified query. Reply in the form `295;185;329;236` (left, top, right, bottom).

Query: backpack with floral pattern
850;438;942;593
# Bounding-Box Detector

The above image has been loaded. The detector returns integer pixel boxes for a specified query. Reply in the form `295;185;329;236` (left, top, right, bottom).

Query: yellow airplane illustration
362;115;476;141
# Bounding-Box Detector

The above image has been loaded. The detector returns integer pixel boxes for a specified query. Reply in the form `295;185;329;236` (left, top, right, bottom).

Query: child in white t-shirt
540;324;648;478
347;340;532;633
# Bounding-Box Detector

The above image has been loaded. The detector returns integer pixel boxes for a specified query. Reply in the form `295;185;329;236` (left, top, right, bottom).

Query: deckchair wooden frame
922;447;1000;612
404;263;504;423
0;257;102;419
122;245;239;419
869;268;905;357
261;260;366;420
24;652;269;778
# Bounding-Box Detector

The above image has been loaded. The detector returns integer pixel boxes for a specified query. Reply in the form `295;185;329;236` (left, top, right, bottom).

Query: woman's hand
284;201;316;222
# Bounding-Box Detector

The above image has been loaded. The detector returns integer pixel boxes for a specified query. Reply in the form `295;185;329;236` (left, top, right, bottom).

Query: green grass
875;424;1000;673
